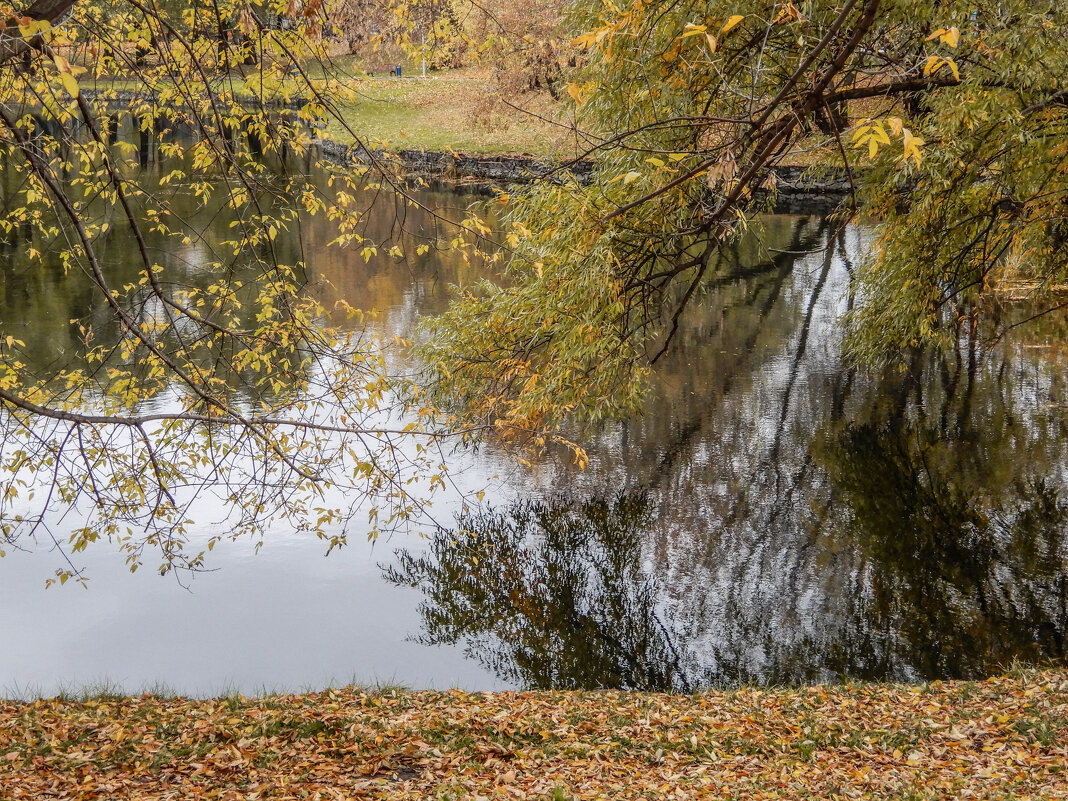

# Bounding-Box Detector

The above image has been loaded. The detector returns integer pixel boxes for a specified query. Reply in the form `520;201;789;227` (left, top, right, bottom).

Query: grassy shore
80;60;850;165
78;61;581;159
315;68;581;159
2;668;1065;799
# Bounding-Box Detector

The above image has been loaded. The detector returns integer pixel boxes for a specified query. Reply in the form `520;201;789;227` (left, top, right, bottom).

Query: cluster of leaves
5;0;1068;573
847;4;1068;360
1;669;1066;798
422;0;1068;449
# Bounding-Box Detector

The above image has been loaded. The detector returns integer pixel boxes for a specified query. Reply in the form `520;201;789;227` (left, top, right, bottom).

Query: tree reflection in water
819;369;1068;680
388;413;1068;690
385;493;695;691
387;220;1068;691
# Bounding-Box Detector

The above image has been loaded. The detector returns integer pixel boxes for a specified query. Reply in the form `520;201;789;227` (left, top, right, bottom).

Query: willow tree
0;0;493;582
421;0;1068;449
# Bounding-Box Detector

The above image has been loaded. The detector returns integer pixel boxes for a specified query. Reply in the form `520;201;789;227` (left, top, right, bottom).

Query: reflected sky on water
1;158;1066;694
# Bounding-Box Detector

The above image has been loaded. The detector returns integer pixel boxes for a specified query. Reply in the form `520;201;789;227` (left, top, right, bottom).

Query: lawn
76;53;581;160
313;67;582;159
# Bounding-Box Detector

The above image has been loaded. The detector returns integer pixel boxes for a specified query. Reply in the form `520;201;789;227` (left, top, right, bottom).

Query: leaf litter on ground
1;668;1067;799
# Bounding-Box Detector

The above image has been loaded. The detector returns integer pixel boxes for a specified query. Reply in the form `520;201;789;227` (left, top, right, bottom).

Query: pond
1;155;1066;696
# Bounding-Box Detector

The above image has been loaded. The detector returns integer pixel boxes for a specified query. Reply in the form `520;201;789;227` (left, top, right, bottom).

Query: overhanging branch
0;0;78;64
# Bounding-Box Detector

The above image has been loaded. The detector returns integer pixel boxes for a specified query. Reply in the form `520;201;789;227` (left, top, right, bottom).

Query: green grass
316;71;576;157
301;58;577;156
79;56;577;159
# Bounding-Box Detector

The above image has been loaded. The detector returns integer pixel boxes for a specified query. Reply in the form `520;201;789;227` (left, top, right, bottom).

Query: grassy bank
80;62;579;159
316;68;579;158
2;669;1065;799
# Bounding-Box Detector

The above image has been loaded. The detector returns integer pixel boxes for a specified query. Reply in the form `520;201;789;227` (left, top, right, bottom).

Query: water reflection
390;223;1068;690
0;149;512;695
0;122;496;388
818;365;1068;680
386;493;692;691
4;141;1067;692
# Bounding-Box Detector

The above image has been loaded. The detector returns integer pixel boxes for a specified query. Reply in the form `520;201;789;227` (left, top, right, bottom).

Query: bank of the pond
316;138;853;211
2;669;1065;799
80;85;853;206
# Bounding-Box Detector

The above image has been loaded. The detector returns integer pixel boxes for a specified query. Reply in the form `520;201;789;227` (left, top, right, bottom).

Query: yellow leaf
18;18;48;39
868;138;878;159
571;30;600;49
901;129;924;167
566;82;592;105
58;71;79;98
622;171;641;184
679;23;707;39
925;54;960;81
721;15;745;34
773;1;803;24
571;26;611;49
705;32;718;53
926;26;960;48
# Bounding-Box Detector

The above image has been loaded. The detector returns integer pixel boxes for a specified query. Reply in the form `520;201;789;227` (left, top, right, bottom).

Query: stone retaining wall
318;140;852;212
80;89;307;111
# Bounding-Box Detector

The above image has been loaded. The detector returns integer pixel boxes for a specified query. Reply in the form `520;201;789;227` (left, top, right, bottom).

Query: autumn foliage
2;670;1067;798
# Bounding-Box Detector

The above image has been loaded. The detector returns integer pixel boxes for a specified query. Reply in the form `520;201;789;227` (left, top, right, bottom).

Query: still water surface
1;166;1066;695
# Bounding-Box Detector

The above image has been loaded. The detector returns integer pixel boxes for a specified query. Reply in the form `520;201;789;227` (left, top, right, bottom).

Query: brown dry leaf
707;155;737;188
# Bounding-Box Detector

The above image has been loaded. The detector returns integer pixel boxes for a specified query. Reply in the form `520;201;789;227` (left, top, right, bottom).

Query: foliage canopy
422;0;1068;446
